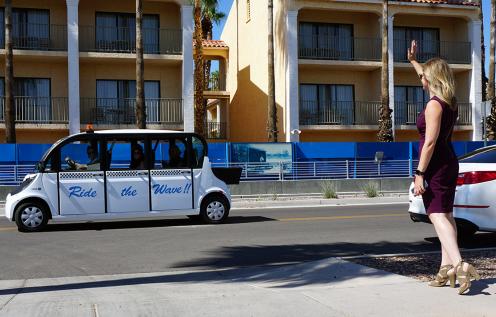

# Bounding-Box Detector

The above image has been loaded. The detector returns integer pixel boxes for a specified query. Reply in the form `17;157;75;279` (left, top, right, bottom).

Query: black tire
14;201;49;232
457;225;477;239
200;195;230;224
455;218;478;239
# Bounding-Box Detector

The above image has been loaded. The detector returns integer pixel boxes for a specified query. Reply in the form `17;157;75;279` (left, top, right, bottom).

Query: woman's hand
414;175;426;196
407;39;417;62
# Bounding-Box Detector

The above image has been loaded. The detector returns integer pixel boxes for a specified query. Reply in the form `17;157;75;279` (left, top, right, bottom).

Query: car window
60;140;102;171
151;137;188;169
459;147;496;163
106;139;147;170
192;136;205;168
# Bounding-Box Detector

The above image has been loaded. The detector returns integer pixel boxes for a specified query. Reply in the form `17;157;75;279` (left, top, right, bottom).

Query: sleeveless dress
416;96;459;214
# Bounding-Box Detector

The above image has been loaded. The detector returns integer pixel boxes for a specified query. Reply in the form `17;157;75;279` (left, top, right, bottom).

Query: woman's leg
428;212;462;266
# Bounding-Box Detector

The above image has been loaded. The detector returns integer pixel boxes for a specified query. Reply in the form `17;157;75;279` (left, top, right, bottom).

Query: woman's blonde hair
423;58;457;110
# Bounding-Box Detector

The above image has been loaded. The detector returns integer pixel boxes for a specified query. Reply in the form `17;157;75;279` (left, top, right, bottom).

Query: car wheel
200;195;229;224
457;225;477;239
14;201;49;232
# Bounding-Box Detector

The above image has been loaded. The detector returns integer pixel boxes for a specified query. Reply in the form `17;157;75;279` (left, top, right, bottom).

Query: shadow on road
40;216;276;232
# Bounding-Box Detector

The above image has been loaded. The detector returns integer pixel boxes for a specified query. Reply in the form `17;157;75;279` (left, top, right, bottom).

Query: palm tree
378;0;393;142
480;5;487;103
135;0;146;129
267;0;277;142
4;0;15;143
194;0;205;136
487;0;496;140
201;0;225;85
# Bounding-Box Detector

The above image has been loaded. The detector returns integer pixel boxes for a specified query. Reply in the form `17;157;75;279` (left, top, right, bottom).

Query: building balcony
80;98;183;128
205;121;227;139
299;37;381;62
0;24;67;52
393;39;471;64
394;102;472;126
0;97;68;124
79;26;182;55
299;101;380;127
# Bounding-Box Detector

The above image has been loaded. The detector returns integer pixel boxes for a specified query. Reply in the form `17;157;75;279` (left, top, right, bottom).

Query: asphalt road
0;203;495;280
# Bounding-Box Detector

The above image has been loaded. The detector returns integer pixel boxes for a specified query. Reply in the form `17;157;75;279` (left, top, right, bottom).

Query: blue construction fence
1;141;494;165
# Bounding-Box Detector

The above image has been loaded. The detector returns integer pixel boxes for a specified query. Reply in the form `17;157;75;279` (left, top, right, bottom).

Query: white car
409;145;496;237
4;129;241;232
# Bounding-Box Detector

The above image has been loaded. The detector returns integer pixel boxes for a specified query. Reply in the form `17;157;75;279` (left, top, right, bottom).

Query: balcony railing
394;102;472;126
80;98;183;126
79;26;182;55
205;121;227;139
0;97;68;123
205;75;226;91
394;39;471;64
299;101;381;126
0;24;67;51
299;37;381;61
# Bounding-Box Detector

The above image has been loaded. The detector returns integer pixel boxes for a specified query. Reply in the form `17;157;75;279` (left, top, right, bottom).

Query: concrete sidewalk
0;257;493;317
232;195;409;209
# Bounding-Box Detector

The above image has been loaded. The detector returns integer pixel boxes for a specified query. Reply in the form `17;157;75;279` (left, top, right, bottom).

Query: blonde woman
408;40;480;295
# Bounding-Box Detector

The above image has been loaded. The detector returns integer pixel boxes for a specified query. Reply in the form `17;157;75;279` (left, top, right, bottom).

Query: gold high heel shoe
429;264;455;287
455;260;481;295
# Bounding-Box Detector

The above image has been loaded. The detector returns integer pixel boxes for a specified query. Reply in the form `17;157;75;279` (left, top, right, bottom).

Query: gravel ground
348;250;496;282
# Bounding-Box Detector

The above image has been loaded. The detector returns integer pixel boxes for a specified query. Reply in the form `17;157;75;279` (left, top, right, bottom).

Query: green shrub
320;181;338;199
362;182;379;198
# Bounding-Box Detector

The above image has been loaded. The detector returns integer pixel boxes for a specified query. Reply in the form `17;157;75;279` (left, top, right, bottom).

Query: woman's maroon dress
417;96;459;214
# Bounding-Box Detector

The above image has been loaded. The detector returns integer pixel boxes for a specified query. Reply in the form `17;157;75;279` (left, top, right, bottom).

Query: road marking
279;213;405;222
0;227;16;232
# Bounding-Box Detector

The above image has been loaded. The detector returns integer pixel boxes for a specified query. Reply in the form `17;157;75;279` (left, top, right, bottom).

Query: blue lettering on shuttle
152;183;192;195
121;186;138;197
68;186;97;198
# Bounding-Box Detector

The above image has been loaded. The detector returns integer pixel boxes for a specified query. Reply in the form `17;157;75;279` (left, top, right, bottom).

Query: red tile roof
391;0;479;6
194;39;228;48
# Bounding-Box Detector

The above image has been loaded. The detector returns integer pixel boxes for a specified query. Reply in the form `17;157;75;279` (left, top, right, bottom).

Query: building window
393;27;439;62
246;0;251;22
0;8;50;50
95;80;160;124
299;23;353;60
394;86;430;125
95;12;159;53
0;77;51;122
300;84;354;125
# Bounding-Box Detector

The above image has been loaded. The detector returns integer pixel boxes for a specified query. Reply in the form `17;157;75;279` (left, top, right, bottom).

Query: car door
105;138;150;213
150;136;193;211
58;138;105;215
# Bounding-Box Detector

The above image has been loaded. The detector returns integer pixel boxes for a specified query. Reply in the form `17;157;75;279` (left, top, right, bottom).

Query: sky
212;0;492;73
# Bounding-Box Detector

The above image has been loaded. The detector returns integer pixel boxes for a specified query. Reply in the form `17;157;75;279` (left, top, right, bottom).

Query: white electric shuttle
4;129;241;232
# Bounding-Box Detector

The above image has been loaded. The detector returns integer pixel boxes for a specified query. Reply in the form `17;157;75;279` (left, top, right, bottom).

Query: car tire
200;195;229;224
457;225;477;239
14;201;49;232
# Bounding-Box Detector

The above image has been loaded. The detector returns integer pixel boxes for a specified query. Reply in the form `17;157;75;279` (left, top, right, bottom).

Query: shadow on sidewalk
0;235;494;295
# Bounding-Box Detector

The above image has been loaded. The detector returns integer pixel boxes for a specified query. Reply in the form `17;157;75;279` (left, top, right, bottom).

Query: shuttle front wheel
15;201;49;232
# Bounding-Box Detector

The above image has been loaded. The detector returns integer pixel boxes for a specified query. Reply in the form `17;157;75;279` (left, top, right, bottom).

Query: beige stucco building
221;0;482;142
0;0;197;143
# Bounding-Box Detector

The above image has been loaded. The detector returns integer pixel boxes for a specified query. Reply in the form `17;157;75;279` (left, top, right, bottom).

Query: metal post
244;163;248;179
279;161;283;181
313;162;316;178
346;160;349;179
408;158;412;177
378;162;381;176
